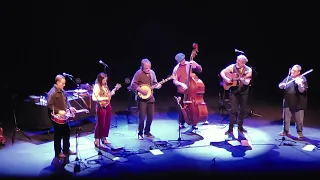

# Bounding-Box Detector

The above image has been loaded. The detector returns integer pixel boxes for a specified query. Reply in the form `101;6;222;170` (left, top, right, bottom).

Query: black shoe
192;126;198;130
179;124;186;129
138;134;144;140
225;130;233;135
144;133;155;138
64;150;76;155
238;127;247;133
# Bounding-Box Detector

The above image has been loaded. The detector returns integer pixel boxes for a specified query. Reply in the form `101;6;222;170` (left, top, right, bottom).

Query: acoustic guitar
222;72;251;90
51;108;89;124
98;83;122;107
0;127;5;145
137;75;173;100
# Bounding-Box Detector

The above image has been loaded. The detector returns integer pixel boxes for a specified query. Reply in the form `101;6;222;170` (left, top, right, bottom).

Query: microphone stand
11;94;32;145
84;89;114;164
101;63;116;128
245;65;262;119
218;74;230;123
276;69;297;145
64;75;87;173
168;96;193;147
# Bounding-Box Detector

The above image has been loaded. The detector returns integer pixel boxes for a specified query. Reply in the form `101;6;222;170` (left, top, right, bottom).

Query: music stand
168;96;193;147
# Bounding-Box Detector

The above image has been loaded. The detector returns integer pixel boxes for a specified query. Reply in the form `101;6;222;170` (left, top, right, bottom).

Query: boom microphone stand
99;60;116;128
11;94;32;145
218;74;230;123
245;65;262;119
85;90;114;164
63;74;87;172
275;68;297;145
12;109;32;145
68;127;88;173
168;96;193;147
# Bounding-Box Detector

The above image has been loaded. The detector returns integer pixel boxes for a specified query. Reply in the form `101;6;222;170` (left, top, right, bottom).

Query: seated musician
172;53;209;129
220;55;252;135
47;74;77;158
92;72;116;147
131;59;162;140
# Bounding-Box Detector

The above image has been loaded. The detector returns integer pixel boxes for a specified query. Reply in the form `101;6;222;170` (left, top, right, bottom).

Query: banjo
51;108;89;124
137;75;173;100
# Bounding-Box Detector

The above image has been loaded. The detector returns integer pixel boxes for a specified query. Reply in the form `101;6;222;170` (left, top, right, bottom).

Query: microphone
99;60;108;67
235;49;244;54
63;72;73;77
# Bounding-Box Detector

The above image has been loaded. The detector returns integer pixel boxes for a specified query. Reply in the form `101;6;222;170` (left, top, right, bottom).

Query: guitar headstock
115;83;122;90
160;75;174;83
166;75;174;81
190;43;199;61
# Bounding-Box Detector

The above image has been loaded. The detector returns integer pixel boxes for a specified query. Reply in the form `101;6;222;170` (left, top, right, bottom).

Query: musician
47;75;76;158
92;72;115;147
172;53;208;129
278;65;308;139
220;55;252;134
131;59;162;140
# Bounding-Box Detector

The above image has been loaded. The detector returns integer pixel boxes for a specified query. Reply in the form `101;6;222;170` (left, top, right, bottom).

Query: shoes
102;139;111;145
58;153;66;158
202;121;209;125
297;132;304;139
192;126;198;130
179;124;186;129
94;139;100;147
225;130;233;135
144;133;154;138
66;150;76;155
138;134;144;140
279;131;290;136
238;127;248;133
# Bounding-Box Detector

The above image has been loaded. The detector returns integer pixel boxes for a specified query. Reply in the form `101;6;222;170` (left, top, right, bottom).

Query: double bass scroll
181;43;208;126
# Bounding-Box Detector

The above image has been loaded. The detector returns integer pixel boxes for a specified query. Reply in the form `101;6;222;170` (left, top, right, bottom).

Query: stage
0;96;319;178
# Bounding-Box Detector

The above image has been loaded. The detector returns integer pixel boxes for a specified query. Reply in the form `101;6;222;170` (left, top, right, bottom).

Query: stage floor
0;96;320;178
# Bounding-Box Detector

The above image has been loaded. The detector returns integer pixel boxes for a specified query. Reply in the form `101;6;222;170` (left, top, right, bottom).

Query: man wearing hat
172;53;209;129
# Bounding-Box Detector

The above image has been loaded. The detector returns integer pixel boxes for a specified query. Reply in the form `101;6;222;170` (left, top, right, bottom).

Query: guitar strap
232;65;247;94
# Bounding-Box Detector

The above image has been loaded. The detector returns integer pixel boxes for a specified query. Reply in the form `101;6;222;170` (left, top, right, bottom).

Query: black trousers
137;100;154;135
52;120;70;157
228;91;248;129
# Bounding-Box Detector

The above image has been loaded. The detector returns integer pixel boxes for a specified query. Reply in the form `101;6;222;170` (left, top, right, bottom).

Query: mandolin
98;83;122;107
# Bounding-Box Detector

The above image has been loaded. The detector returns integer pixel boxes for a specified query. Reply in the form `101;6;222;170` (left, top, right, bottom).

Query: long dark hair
95;72;109;96
95;72;107;86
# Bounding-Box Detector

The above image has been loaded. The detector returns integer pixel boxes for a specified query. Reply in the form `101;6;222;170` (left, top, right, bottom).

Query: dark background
2;1;319;116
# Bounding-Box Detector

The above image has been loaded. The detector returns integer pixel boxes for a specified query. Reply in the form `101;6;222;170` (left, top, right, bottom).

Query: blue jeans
282;108;304;133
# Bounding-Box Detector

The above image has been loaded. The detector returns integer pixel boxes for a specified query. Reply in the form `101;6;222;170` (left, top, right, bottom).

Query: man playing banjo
130;59;162;140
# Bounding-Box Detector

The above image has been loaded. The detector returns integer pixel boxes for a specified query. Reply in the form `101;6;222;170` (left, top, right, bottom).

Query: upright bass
176;43;208;126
